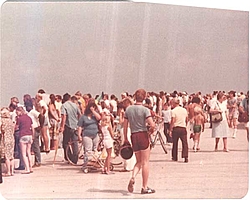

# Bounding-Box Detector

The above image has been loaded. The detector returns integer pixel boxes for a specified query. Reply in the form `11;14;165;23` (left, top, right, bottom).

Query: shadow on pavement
87;188;131;196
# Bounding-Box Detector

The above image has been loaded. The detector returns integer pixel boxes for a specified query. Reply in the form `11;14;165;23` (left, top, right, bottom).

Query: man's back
61;101;80;129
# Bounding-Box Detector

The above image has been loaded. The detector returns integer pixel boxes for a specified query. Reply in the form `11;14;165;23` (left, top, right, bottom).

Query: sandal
21;171;30;174
141;187;156;194
2;173;11;177
128;178;135;193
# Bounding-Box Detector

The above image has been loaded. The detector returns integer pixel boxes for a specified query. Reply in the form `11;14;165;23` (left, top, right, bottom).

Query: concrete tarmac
0;123;249;199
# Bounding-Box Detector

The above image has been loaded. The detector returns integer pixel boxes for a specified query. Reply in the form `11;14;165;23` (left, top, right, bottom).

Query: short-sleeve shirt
171;106;188;128
17;114;33;137
240;98;249;112
61;101;81;129
28;109;40;128
77;115;99;137
124;104;151;133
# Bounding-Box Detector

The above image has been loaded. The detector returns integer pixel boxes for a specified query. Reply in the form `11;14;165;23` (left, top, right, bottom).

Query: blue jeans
32;128;41;164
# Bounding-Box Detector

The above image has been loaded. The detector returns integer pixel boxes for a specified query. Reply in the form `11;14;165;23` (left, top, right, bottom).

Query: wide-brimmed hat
120;143;133;160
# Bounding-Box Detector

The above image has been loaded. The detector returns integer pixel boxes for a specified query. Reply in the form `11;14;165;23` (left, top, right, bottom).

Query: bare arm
123;118;129;143
59;114;66;133
146;116;155;134
169;116;176;137
90;107;101;121
49;104;59;121
108;124;114;139
78;126;83;141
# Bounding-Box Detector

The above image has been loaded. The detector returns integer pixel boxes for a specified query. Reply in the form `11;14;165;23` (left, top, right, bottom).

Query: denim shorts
19;135;33;144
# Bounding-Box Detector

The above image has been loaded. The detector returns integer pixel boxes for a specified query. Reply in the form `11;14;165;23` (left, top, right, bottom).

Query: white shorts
244;122;249;128
103;138;113;149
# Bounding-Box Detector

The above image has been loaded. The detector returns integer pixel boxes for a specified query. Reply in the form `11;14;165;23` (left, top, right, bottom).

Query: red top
16;114;33;137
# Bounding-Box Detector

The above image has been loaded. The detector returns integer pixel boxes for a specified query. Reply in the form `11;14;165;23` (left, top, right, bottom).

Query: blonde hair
101;113;111;127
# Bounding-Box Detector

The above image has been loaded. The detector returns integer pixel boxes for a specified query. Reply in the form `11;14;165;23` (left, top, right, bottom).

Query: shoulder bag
211;102;223;123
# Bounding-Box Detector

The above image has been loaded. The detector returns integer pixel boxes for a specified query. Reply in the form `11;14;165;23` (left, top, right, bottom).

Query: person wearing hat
0;107;15;176
169;97;189;163
123;89;155;194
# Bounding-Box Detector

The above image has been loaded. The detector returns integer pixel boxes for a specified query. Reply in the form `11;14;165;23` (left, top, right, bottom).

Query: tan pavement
0;123;249;199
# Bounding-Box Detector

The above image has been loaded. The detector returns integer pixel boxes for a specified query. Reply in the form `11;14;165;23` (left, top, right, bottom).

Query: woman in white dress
210;92;230;152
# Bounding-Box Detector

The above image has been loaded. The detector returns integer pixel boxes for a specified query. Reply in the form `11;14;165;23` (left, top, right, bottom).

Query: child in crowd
193;112;205;152
162;103;172;143
100;110;114;174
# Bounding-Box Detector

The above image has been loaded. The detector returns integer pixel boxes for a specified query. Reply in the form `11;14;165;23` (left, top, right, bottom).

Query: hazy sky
0;1;249;106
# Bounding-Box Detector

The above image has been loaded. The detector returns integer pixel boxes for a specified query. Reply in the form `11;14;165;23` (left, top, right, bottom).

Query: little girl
101;111;114;174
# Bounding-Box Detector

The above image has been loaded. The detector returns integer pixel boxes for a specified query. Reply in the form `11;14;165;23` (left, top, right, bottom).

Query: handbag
238;112;249;123
211;102;223;123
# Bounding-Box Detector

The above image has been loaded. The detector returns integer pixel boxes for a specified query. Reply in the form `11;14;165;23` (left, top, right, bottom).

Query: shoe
128;178;135;193
32;163;41;168
184;158;188;163
141;187;155;194
223;149;229;152
14;166;25;170
190;133;194;139
171;158;177;161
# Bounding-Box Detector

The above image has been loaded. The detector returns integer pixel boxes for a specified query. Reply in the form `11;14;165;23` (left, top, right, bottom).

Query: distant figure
161;103;172;143
210;92;230;152
239;91;249;141
169;98;189;163
16;107;33;174
100;111;114;175
193;111;205;152
227;91;238;138
60;93;81;163
0;107;15;176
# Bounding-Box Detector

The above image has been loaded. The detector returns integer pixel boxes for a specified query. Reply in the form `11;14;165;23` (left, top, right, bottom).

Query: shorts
131;131;149;152
103;138;113;149
19;135;33;144
193;125;202;133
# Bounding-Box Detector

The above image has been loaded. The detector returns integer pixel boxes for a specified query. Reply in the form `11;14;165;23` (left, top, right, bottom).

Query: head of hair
38;89;46;94
71;96;78;102
9;103;17;111
16;106;25;114
84;101;97;116
217;92;224;100
229;90;236;97
192;96;201;104
56;95;62;100
1;107;11;118
62;93;71;103
134;89;146;102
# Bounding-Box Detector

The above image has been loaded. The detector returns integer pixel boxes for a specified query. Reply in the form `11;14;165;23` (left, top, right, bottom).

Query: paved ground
0;123;249;199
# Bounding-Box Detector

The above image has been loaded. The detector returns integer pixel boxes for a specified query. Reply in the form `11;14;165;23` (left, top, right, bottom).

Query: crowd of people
0;88;249;194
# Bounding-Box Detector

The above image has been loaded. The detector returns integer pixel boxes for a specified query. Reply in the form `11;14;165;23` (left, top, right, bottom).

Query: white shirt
162;109;172;123
171;106;188;128
110;99;117;112
28;109;40;128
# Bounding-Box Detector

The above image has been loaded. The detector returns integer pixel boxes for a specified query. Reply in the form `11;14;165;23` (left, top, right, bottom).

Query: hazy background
1;1;249;106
